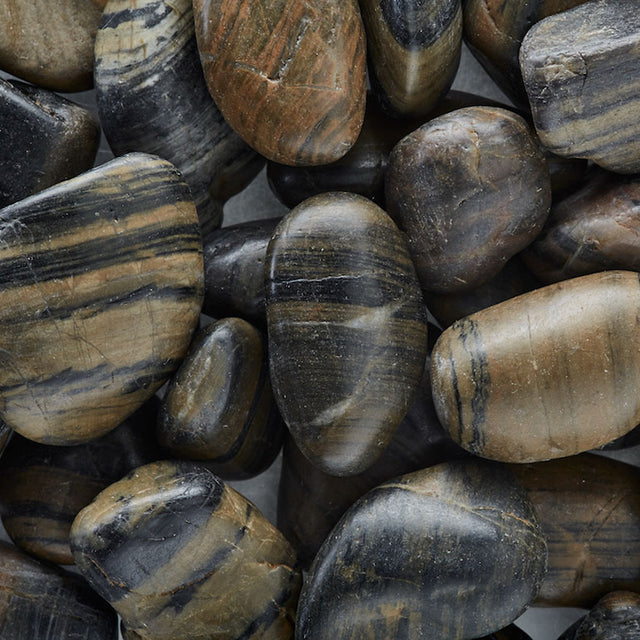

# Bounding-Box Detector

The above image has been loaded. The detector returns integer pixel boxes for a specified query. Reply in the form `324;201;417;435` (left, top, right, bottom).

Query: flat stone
193;0;366;165
70;460;301;640
520;0;640;173
0;540;117;639
0;153;203;445
158;318;284;479
296;459;547;640
0;0;103;92
386;106;551;293
360;0;462;117
432;271;640;462
95;0;263;237
266;192;428;476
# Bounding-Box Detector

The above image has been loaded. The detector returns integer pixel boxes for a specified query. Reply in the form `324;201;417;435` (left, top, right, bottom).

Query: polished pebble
521;0;640;174
510;454;640;607
193;0;366;165
95;0;263;236
0;399;160;565
432;271;640;462
0;540;117;639
266;192;428;476
297;459;547;640
386;106;551;293
158;318;284;479
0;153;203;445
70;460;301;640
0;79;100;209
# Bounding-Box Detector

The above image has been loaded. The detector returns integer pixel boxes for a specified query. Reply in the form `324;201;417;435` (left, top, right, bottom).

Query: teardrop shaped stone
193;0;367;165
0;153;203;445
266;192;428;476
70;460;301;640
296;459;547;640
432;271;640;462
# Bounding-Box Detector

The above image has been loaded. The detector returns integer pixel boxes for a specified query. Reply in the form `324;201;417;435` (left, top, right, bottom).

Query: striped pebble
0;153;203;445
70;460;301;640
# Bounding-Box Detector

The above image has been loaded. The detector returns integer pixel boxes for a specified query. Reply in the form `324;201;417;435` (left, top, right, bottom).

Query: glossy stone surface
386;106;551;293
95;0;263;236
193;0;366;165
520;0;640;174
523;169;640;284
0;79;100;209
297;459;547;640
266;192;428;476
203;217;281;323
158;318;284;479
0;153;203;445
0;399;160;565
510;454;640;607
361;0;462;117
0;0;103;92
432;271;640;462
71;460;301;640
0;540;117;639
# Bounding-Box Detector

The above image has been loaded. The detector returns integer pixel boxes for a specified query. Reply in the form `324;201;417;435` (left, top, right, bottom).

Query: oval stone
0;153;203;445
266;192;428;476
70;460;301;640
432;271;640;462
193;0;366;165
296;459;547;640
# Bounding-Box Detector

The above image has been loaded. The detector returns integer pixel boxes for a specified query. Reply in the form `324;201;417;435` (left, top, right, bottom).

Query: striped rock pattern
0;399;160;565
0;541;117;640
193;0;367;165
297;460;547;640
510;455;640;607
0;79;100;209
520;0;640;174
0;0;104;92
95;0;263;236
360;0;462;117
158;318;284;479
71;460;301;640
266;192;428;476
432;271;640;462
0;153;203;445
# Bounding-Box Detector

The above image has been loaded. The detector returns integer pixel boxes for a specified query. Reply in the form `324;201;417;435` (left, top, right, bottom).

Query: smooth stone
463;0;589;108
386;106;551;293
432;271;640;462
523;169;640;284
360;0;462;117
158;318;284;479
203;217;281;323
266;192;428;476
297;459;547;640
193;0;366;165
520;0;640;174
0;0;103;92
0;153;203;445
0;540;117;639
510;454;640;606
0;399;160;565
70;460;301;640
0;79;100;209
95;0;263;237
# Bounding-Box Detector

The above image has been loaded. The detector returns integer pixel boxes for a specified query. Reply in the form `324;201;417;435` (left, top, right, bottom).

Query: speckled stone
266;192;428;476
70;460;301;640
297;459;547;640
0;153;203;445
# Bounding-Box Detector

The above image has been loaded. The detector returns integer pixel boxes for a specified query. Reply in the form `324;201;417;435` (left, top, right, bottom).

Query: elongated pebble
0;153;203;445
432;271;640;462
70;460;301;640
